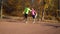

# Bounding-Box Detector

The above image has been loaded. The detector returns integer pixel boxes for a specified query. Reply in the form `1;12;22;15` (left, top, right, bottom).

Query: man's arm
28;8;32;12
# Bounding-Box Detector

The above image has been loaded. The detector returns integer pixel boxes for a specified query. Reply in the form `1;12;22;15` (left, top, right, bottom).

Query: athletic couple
23;7;37;24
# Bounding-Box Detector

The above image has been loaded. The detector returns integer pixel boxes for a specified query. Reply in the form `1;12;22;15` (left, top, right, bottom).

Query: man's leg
25;14;28;24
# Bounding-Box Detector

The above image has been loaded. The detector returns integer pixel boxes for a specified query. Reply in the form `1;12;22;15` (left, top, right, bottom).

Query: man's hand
23;12;24;14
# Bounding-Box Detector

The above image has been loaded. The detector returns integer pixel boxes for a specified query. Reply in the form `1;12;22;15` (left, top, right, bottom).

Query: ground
0;19;60;34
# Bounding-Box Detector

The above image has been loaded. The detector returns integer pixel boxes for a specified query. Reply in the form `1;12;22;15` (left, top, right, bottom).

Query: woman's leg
32;15;35;23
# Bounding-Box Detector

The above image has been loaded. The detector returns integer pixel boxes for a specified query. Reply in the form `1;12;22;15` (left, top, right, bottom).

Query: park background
0;0;60;22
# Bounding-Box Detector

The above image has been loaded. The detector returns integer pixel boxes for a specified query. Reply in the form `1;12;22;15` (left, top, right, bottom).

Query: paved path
0;19;60;34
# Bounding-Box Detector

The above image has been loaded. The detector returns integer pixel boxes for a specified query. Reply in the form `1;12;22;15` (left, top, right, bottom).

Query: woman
31;8;37;23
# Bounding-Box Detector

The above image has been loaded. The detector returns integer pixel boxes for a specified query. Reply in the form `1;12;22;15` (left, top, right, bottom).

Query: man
23;7;31;23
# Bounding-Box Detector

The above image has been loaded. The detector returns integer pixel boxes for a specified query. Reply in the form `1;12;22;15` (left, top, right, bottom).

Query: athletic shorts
32;15;35;19
24;14;28;19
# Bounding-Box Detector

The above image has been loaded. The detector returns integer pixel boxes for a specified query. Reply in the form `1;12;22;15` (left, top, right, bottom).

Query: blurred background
0;0;60;22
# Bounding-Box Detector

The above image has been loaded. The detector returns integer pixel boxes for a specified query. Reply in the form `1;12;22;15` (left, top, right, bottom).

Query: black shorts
24;14;28;19
32;15;35;19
